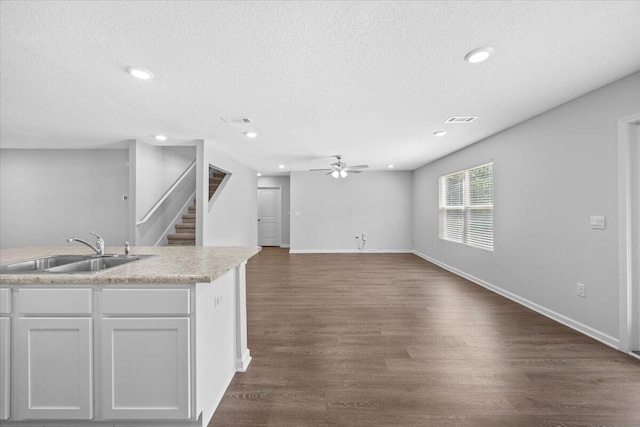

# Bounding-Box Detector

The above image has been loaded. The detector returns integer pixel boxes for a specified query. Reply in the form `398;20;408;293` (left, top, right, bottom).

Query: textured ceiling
1;1;639;174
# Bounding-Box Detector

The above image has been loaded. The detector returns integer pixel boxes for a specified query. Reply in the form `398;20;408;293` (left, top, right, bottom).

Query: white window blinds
439;163;493;251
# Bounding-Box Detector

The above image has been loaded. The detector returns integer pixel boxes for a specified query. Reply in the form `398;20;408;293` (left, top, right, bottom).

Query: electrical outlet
577;283;586;298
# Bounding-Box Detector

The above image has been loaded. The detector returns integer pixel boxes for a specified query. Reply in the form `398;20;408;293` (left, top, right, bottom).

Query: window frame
438;162;494;252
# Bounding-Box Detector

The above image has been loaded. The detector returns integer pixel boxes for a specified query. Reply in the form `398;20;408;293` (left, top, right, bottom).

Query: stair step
168;232;195;239
168;233;195;241
209;177;224;183
167;239;195;246
182;214;196;223
175;223;195;230
188;206;196;214
176;228;194;234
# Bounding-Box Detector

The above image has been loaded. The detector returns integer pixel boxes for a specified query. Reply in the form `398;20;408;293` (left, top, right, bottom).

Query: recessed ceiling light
464;47;494;64
387;164;394;168
154;135;167;141
244;132;258;138
434;131;447;137
257;173;262;177
278;164;285;169
126;66;154;80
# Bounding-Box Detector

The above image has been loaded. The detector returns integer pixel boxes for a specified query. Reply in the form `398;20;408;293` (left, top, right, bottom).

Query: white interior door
258;187;281;247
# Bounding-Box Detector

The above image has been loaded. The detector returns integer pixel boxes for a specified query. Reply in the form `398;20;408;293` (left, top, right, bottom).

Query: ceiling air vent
444;116;478;124
221;117;253;124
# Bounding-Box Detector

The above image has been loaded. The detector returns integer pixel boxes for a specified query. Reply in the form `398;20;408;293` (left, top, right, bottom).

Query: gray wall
413;72;640;345
197;141;258;246
0;149;129;249
257;175;291;246
290;171;413;252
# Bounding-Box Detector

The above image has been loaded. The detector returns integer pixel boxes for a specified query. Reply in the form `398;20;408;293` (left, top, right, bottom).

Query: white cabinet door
0;317;10;420
101;317;191;420
18;317;93;420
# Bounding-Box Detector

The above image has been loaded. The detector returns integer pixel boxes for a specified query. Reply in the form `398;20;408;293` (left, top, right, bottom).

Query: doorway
618;113;640;356
257;187;282;247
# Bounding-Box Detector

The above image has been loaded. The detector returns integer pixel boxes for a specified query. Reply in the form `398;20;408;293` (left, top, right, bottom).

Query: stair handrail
136;159;197;226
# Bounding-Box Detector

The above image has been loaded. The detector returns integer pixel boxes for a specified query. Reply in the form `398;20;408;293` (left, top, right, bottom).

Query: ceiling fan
309;155;369;178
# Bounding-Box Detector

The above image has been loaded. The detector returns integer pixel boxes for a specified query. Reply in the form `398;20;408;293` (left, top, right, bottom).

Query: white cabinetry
0;287;11;421
101;317;191;420
17;317;93;420
0;262;251;427
101;288;191;420
17;288;94;420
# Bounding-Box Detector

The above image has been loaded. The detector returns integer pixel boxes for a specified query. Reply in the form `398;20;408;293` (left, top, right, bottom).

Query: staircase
167;201;196;246
209;170;225;199
166;170;227;246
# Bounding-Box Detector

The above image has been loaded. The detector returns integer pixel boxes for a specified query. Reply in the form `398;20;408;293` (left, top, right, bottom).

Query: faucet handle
90;232;105;256
90;231;104;243
124;241;130;256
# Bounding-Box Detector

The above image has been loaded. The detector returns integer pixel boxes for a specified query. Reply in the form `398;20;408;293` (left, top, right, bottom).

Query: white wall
0;149;129;249
196;141;258;246
129;142;196;246
413;72;640;345
257;175;290;246
290;171;413;252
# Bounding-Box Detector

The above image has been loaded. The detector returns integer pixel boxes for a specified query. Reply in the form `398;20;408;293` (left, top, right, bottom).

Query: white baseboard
412;250;621;351
235;349;252;372
289;248;412;254
279;244;290;248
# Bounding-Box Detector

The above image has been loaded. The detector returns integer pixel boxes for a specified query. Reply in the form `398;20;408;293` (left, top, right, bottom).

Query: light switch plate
590;216;606;230
577;283;586;298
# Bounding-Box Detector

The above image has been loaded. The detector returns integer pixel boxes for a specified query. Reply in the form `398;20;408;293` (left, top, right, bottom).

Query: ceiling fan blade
347;165;369;169
309;168;333;171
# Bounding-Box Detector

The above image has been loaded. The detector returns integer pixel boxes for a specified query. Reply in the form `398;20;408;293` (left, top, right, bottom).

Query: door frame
257;186;282;247
618;112;640;355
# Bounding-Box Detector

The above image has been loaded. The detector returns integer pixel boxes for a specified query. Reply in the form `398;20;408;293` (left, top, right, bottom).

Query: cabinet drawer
102;288;190;315
0;289;10;314
19;288;93;315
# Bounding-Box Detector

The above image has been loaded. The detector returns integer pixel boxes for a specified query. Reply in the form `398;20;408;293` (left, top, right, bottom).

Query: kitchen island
0;245;260;427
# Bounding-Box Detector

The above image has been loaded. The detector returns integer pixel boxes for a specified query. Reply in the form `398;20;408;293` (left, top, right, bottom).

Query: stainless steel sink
0;255;88;273
46;256;150;273
0;254;154;274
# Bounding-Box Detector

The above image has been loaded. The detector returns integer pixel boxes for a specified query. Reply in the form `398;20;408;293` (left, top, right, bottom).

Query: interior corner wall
130;141;196;246
290;171;413;252
413;72;640;345
196;141;258;246
257;175;291;246
0;149;129;249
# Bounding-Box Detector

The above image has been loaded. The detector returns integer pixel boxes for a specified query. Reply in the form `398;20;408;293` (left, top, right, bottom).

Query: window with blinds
439;162;493;251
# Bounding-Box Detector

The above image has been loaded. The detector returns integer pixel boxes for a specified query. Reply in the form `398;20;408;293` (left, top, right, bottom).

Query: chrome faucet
67;231;105;256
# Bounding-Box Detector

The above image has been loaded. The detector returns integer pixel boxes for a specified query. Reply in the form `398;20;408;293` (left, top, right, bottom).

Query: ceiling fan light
340;170;348;178
331;170;339;178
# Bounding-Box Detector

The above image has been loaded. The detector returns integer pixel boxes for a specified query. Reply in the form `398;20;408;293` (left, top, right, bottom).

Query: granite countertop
0;245;261;284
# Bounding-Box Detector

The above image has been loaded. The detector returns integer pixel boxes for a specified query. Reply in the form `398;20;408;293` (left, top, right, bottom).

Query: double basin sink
0;254;154;274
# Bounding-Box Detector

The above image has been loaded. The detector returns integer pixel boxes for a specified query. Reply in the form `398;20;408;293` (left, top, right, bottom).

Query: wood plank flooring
209;248;640;426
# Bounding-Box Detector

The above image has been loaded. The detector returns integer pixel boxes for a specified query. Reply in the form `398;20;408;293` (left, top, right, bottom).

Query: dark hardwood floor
209;247;640;426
